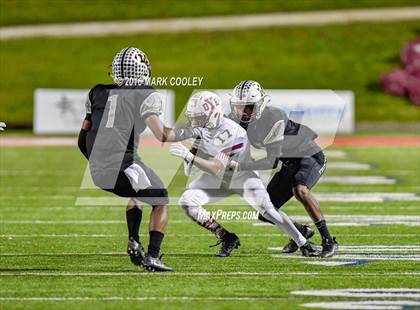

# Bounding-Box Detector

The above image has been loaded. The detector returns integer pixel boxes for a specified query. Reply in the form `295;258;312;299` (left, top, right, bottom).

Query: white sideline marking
0;296;283;301
303;261;360;266
319;176;397;185
324;150;347;158
272;254;420;261
269;246;420;253
326;162;371;170
254;215;420;226
302;300;420;309
3;215;419;225
1;7;419;40
0;271;418;277
0;233;419;238
292;288;420;298
312;193;420;202
74;193;420;205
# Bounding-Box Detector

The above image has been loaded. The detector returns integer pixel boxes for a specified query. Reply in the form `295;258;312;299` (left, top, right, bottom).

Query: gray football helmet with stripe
230;80;270;123
111;47;151;86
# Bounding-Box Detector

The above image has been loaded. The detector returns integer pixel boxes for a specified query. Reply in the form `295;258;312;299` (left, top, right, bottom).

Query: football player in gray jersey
78;47;197;271
229;80;338;258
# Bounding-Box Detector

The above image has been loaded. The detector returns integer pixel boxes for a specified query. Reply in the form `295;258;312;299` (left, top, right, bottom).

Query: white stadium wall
33;88;354;134
33;88;175;135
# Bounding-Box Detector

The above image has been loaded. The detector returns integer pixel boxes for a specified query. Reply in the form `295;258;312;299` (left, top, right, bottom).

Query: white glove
170;143;194;163
0;122;6;131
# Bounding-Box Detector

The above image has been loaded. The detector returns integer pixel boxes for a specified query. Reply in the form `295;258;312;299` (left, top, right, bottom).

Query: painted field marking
2;215;419;225
303;260;370;267
294;288;420;309
3;192;419;203
1;234;418;238
0;296;284;301
272;253;420;261
292;288;420;298
254;214;420;226
319;176;397;185
301;300;420;309
323;150;348;158
74;193;420;205
269;246;420;253
0;271;418;277
326;162;372;170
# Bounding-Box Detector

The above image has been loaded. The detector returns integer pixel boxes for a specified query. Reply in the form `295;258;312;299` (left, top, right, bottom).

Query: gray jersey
86;84;163;189
234;106;321;159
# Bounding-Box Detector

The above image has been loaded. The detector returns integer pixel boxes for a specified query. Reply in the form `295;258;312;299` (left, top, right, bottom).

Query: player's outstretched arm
145;115;193;142
169;143;227;177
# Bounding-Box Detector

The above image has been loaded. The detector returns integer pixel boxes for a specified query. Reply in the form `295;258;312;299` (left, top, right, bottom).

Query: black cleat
282;224;315;253
321;237;339;258
300;242;320;257
143;254;173;272
127;237;146;267
213;233;241;257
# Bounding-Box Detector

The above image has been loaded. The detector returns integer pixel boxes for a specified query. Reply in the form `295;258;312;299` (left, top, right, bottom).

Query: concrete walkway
1;7;419;40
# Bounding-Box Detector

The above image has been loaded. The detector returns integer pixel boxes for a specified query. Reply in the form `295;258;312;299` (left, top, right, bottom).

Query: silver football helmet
111;47;151;86
230;80;270;123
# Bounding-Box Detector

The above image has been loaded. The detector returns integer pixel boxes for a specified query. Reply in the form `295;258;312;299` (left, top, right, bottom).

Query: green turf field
0;143;419;309
1;21;420;126
1;0;419;26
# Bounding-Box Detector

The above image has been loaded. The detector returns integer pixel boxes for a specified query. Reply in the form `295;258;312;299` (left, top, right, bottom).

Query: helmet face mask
110;47;151;86
230;80;269;123
187;113;208;128
185;91;224;130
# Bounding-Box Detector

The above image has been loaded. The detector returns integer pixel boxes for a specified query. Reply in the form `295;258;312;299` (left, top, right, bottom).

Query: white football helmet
230;80;270;123
185;91;224;129
111;47;151;86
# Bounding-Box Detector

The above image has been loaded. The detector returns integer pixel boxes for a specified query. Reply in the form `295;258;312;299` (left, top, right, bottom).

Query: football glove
170;143;194;163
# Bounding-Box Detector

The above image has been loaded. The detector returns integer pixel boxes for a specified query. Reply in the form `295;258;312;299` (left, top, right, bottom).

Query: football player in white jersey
169;91;320;257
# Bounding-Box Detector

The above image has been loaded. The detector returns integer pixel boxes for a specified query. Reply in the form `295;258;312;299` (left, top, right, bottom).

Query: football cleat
321;237;339;258
282;224;315;253
127;237;146;267
143;254;173;272
300;242;320;257
213;232;241;257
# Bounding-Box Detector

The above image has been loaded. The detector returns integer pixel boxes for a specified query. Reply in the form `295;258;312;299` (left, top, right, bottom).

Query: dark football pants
267;151;326;209
104;160;169;206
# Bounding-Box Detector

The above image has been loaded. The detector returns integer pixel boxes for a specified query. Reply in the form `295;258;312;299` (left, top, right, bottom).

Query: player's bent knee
293;184;309;201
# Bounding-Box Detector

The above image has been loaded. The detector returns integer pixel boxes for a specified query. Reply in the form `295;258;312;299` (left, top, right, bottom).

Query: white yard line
301;300;420;310
0;271;417;277
1;234;418;238
1;7;419;40
272;254;420;261
319;176;397;185
325;162;372;170
292;288;420;298
269;246;420;253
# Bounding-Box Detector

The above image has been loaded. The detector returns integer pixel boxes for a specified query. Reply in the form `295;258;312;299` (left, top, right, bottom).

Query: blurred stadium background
0;1;419;309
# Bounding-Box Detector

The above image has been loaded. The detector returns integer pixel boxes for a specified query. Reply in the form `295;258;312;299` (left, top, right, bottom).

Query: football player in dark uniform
229;80;338;258
77;47;196;271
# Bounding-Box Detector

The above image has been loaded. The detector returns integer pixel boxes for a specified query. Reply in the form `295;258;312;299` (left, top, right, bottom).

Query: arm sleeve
140;92;163;120
78;129;89;159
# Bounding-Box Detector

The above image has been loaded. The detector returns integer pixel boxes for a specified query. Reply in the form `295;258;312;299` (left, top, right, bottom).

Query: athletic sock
203;218;228;239
315;219;332;241
148;230;164;258
126;207;142;243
